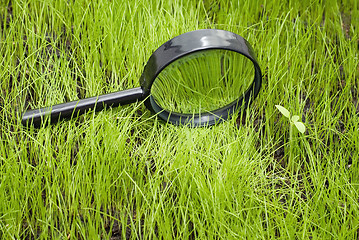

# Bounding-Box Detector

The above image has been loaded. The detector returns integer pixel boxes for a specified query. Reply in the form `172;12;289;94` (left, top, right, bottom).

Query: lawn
1;0;358;239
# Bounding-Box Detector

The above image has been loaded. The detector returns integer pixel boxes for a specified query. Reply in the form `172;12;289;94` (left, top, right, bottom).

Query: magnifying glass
22;29;262;128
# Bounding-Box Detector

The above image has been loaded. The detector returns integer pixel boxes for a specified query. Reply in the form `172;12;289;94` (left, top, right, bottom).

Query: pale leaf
275;105;290;118
291;115;300;122
294;121;306;133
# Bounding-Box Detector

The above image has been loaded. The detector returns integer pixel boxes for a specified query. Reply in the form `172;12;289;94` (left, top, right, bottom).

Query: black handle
22;87;144;127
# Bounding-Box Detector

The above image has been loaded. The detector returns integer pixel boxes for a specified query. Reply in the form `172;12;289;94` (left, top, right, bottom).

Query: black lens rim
140;29;262;127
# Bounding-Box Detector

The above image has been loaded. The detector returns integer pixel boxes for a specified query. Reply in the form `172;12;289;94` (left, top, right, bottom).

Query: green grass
1;0;358;239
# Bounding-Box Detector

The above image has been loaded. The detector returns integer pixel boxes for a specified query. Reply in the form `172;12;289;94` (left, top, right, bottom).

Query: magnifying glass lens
151;49;255;115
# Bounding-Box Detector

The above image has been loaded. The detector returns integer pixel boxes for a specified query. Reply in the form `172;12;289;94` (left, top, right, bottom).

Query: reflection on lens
151;49;255;114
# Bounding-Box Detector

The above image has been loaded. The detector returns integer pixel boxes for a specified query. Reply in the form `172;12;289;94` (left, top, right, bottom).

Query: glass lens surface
151;49;255;114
